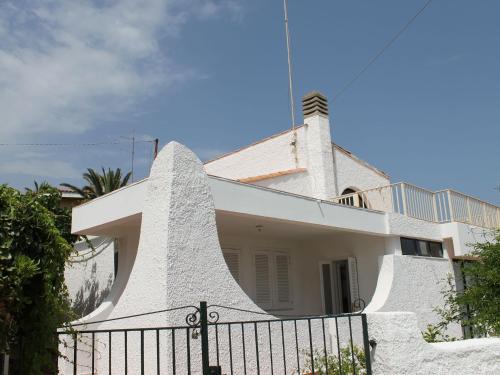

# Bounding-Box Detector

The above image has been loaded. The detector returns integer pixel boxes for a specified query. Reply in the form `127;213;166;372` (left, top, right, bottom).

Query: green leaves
61;167;132;200
302;346;367;375
0;184;75;374
456;230;500;336
423;230;500;342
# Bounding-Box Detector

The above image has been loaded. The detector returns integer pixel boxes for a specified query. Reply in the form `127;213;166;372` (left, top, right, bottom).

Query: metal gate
57;302;372;374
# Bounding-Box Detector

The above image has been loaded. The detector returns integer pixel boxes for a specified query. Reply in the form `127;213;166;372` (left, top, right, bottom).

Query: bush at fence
302;345;366;375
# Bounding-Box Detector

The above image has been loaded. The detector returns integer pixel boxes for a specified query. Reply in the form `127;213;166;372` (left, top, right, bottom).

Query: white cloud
0;0;241;185
0;158;81;179
0;0;241;142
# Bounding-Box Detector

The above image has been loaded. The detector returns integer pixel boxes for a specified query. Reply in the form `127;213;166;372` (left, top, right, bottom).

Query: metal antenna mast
283;0;296;129
131;130;135;182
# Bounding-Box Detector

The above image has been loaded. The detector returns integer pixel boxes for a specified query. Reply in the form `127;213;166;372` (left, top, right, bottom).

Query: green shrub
0;184;75;374
302;345;366;375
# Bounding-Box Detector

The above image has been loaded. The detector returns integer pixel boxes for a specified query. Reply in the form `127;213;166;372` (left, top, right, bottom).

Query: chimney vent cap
302;91;329;118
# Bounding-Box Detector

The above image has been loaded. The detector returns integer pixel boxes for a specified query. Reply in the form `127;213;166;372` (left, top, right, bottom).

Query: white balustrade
332;183;500;229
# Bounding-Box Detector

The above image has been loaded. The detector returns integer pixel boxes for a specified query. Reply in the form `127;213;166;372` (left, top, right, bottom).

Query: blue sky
0;0;499;204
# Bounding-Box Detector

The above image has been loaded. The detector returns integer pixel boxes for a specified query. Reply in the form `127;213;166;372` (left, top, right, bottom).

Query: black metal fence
57;302;372;375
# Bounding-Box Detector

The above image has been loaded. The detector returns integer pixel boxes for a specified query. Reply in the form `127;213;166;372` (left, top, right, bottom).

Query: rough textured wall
64;236;114;317
333;145;390;195
253;170;312;197
366;255;462;336
60;142;330;375
204;127;308;180
387;212;443;240
441;221;492;256
367;312;500;375
304;115;336;199
205;115;338;200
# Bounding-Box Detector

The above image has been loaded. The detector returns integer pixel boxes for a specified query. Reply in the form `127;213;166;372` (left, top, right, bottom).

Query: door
320;259;358;314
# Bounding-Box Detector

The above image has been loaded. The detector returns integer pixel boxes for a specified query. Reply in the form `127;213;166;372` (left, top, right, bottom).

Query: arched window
340;188;367;208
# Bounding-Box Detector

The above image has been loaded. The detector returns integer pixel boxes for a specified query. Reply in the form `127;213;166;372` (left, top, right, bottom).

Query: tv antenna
283;0;296;130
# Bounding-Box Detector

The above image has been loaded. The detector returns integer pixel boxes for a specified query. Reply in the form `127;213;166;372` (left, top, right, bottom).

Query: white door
320;259;358;314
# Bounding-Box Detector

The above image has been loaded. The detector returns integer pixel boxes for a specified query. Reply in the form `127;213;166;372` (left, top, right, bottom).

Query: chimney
301;91;337;199
302;91;328;118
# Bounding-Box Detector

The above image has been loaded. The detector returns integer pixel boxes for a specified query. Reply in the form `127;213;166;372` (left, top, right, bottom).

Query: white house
61;91;500;374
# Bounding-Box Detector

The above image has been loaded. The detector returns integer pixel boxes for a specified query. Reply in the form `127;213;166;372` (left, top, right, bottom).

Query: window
254;252;272;307
401;237;443;258
275;253;291;305
340;188;367;208
254;250;292;310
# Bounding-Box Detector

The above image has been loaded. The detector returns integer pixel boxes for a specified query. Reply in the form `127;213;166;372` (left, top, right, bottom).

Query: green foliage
302;346;366;375
61;167;131;199
422;230;500;342
422;323;458;343
0;184;75;374
456;230;500;336
422;274;461;343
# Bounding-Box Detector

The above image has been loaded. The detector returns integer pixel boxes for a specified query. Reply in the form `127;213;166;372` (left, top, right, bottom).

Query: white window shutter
222;249;240;283
275;253;291;307
254;253;272;308
347;256;360;311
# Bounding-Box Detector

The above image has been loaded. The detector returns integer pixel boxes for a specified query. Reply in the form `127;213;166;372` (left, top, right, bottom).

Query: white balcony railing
332;183;500;229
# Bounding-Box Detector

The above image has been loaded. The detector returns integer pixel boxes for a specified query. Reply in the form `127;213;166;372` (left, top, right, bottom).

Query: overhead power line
333;0;434;102
0;140;154;147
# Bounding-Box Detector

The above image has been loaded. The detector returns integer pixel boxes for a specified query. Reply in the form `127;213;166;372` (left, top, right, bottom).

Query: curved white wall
366;255;462;336
65;237;115;317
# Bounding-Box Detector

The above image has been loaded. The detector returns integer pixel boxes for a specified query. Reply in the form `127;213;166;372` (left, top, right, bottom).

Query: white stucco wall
205;113;338;200
204;127;307;180
304;114;337;199
59;142;332;375
65;236;115;317
367;312;500;375
333;145;390;195
60;141;499;374
387;212;443;240
253;170;312;197
366;255;462;336
441;221;494;256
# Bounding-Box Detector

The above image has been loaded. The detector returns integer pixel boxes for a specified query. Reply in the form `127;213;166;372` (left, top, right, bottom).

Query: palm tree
25;180;52;194
61;168;131;200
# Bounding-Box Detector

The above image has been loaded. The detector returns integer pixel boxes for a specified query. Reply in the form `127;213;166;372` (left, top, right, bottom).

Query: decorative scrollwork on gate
185;307;201;328
208;311;219;324
352;298;366;312
184;305;220;340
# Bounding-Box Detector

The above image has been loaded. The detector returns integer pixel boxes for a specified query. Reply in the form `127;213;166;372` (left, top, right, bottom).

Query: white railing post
482;202;488;228
432;192;438;222
353;193;360;208
466;196;472;225
447;190;454;222
400;183;408;216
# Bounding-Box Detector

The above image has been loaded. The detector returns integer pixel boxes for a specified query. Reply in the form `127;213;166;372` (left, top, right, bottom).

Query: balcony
332;183;500;229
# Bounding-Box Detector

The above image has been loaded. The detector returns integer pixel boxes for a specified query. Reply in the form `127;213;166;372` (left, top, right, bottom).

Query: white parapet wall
367;312;500;375
366;254;463;337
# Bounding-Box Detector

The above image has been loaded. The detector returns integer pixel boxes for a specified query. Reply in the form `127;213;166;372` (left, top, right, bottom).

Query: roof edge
333;143;390;179
238;168;307;183
204;125;306;164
